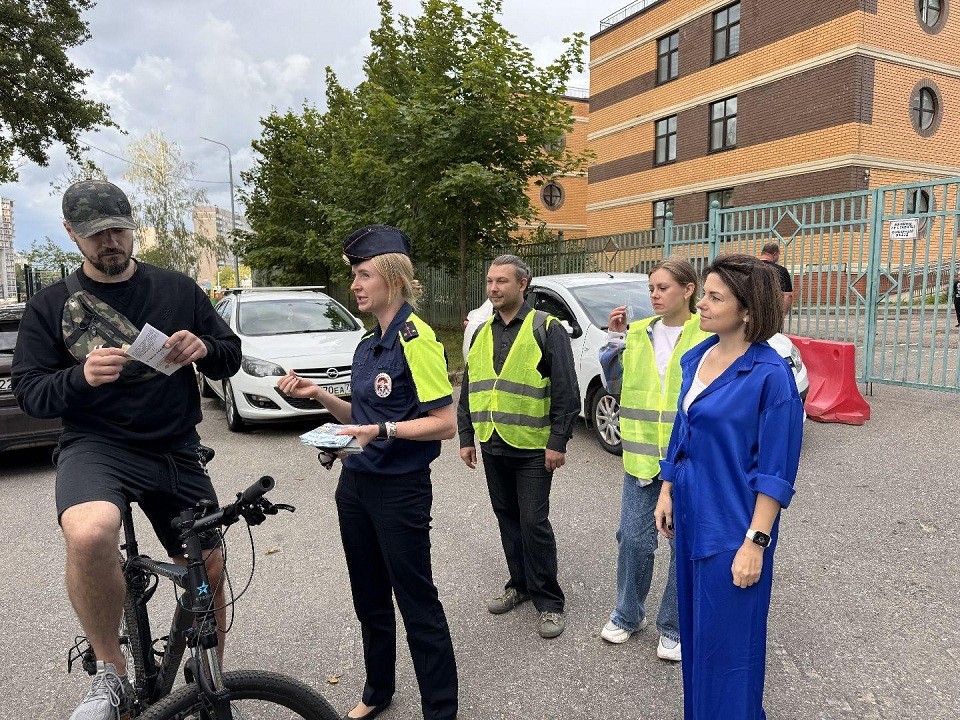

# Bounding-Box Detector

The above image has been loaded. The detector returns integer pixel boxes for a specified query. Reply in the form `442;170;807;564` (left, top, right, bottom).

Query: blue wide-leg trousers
675;493;773;720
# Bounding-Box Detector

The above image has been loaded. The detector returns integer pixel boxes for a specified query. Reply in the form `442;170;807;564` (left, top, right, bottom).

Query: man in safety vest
458;254;579;639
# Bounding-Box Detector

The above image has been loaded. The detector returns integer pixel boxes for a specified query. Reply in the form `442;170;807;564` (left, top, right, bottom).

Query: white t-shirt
682;345;714;413
651;320;685;388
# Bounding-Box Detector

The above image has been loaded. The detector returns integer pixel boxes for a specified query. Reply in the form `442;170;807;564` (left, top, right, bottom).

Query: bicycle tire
137;669;340;720
121;593;150;704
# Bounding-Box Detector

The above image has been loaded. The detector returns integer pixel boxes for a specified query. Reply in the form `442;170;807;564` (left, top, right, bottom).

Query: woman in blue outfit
654;254;804;720
598;257;710;661
278;226;458;720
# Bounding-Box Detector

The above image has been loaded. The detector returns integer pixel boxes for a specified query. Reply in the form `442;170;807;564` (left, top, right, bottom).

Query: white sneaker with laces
600;616;649;644
69;660;132;720
657;635;682;662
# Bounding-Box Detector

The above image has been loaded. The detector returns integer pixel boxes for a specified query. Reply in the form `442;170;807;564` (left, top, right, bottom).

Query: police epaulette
400;321;419;342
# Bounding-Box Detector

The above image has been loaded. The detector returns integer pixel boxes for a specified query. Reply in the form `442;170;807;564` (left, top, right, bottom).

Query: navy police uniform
336;225;458;720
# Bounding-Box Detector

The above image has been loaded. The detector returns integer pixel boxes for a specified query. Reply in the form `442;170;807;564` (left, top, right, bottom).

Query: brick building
520;93;591;239
192;205;248;288
584;0;960;235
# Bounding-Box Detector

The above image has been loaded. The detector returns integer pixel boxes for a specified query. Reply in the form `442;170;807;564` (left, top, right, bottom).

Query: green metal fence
323;176;960;392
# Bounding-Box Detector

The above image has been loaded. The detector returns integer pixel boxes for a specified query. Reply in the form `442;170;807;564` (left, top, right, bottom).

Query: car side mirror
560;320;582;339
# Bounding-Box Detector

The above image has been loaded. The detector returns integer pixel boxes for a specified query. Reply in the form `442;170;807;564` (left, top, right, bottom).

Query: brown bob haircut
702;253;784;342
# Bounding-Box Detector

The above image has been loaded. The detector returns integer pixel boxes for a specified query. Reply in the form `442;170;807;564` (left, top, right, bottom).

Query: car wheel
197;371;216;398
590;386;622;455
223;380;246;432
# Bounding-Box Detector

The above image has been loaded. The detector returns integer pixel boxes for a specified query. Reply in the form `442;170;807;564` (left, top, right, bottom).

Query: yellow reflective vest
620;314;711;479
467;311;554;449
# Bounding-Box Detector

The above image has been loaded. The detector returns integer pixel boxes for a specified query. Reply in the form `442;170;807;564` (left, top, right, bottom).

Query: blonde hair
372;252;421;310
651;256;700;313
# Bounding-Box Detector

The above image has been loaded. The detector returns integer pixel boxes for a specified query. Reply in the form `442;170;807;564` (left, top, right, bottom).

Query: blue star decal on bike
197;582;210;597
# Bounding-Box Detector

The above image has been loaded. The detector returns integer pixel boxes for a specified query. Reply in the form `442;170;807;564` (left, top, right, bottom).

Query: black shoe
343;700;391;720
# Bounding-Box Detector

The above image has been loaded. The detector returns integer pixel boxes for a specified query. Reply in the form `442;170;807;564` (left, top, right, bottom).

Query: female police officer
278;226;458;720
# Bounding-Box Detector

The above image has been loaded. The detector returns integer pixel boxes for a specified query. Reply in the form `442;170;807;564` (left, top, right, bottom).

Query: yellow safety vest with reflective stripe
467;311;554;449
620;314;711;479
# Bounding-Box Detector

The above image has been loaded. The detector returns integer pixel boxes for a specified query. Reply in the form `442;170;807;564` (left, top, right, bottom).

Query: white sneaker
657;636;682;662
600;617;649;644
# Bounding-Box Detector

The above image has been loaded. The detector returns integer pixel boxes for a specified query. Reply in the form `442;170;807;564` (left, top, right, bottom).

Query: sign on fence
889;218;919;240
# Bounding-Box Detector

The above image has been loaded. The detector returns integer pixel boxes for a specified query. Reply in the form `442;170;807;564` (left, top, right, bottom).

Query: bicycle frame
121;505;230;717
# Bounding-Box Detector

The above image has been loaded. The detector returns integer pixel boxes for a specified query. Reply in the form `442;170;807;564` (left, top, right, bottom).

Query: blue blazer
659;336;804;560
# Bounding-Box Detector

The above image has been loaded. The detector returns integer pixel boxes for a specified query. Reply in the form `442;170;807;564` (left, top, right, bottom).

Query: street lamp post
200;136;242;286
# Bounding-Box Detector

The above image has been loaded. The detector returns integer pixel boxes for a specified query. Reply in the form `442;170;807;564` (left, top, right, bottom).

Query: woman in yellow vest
598;257;710;660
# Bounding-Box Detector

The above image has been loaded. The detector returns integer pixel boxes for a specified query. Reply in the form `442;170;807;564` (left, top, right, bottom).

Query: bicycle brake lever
267;503;295;514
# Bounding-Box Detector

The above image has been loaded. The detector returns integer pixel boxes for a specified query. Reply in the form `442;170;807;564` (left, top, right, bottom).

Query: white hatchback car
200;287;366;431
463;273;808;454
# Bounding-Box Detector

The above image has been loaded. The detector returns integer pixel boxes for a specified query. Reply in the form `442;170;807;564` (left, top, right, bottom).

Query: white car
463;273;808;454
199;287;365;431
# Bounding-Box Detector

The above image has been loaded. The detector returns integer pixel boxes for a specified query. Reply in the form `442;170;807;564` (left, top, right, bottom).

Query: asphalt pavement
1;384;958;719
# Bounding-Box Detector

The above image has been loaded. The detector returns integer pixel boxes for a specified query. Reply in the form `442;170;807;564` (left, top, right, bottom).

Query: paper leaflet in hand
299;423;363;454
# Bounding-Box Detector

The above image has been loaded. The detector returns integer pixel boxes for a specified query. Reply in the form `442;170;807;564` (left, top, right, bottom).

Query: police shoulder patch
400;321;419;342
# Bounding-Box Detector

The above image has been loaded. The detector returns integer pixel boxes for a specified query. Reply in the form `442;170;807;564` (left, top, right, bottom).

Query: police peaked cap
343;225;412;264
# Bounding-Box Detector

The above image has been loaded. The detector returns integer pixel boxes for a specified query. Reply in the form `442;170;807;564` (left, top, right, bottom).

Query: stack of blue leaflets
299;423;363;454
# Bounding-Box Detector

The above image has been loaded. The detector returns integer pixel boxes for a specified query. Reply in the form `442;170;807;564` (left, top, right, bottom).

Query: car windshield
238;299;360;336
568;281;654;329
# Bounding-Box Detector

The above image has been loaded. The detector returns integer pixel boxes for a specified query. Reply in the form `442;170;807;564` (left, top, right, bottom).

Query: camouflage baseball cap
62;180;138;239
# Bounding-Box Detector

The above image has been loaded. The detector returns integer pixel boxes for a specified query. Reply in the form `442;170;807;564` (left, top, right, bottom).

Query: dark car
0;303;61;452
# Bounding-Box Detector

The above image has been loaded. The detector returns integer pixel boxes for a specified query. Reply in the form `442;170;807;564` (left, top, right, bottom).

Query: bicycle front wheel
137;669;339;720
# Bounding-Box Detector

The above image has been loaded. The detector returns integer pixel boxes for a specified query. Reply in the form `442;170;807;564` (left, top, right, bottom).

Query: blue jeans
609;473;680;642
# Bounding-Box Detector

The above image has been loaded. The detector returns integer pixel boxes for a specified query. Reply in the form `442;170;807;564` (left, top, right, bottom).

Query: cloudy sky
2;0;613;253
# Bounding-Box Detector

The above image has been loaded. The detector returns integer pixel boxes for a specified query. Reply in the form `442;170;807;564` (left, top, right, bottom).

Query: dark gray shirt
458;302;580;455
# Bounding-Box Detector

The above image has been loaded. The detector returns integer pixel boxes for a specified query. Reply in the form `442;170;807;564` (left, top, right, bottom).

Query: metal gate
713;178;960;392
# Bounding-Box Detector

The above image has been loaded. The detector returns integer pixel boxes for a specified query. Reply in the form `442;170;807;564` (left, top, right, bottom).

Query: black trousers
954;297;960;325
336;467;458;720
481;450;565;613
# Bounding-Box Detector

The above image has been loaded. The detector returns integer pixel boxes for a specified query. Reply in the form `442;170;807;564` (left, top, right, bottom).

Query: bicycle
67;468;339;720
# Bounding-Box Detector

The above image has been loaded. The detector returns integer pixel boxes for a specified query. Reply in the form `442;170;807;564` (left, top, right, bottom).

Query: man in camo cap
12;180;241;720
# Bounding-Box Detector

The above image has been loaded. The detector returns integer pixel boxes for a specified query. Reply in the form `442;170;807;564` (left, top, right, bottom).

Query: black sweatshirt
12;262;241;452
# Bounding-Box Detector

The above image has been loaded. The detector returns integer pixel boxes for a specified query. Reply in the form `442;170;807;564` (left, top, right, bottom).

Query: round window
910;81;943;137
917;0;948;32
541;182;565;210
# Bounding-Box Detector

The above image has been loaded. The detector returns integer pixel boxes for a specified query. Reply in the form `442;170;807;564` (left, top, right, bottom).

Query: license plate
323;382;351;397
0;377;11;393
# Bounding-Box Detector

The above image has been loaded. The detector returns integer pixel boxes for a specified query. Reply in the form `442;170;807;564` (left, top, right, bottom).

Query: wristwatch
377;422;398;440
746;529;771;548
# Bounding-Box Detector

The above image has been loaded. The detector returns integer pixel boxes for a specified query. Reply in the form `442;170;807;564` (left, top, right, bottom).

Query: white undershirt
682;345;714;413
651;320;685;388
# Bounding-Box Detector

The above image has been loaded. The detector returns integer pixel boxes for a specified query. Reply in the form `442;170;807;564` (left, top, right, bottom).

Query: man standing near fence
760;242;794;316
458;254;579;639
953;273;960;327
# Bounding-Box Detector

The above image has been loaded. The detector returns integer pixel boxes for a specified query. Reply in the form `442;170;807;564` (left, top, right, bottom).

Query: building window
653;199;674;228
707;188;734;230
657;31;679;84
655;115;677;165
543;135;566;154
907;188;933;236
710;96;738;151
541;182;565;210
713;3;741;63
910;81;942;136
917;0;947;31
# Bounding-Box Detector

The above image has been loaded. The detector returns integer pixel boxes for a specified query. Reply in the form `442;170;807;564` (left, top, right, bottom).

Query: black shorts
54;434;219;557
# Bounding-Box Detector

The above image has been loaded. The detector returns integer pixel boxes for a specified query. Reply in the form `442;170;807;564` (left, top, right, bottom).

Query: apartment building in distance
586;0;960;234
192;205;248;288
520;92;591;239
0;198;16;300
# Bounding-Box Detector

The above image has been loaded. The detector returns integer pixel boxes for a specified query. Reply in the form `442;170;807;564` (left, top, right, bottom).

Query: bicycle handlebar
174;475;286;535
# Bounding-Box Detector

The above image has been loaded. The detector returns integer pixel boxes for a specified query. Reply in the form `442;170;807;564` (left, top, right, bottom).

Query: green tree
123;130;220;277
0;0;115;183
241;0;588;318
22;236;82;269
216;264;251;288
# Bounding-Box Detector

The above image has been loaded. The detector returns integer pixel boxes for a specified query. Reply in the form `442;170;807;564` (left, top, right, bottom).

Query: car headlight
240;355;286;377
790;346;803;371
